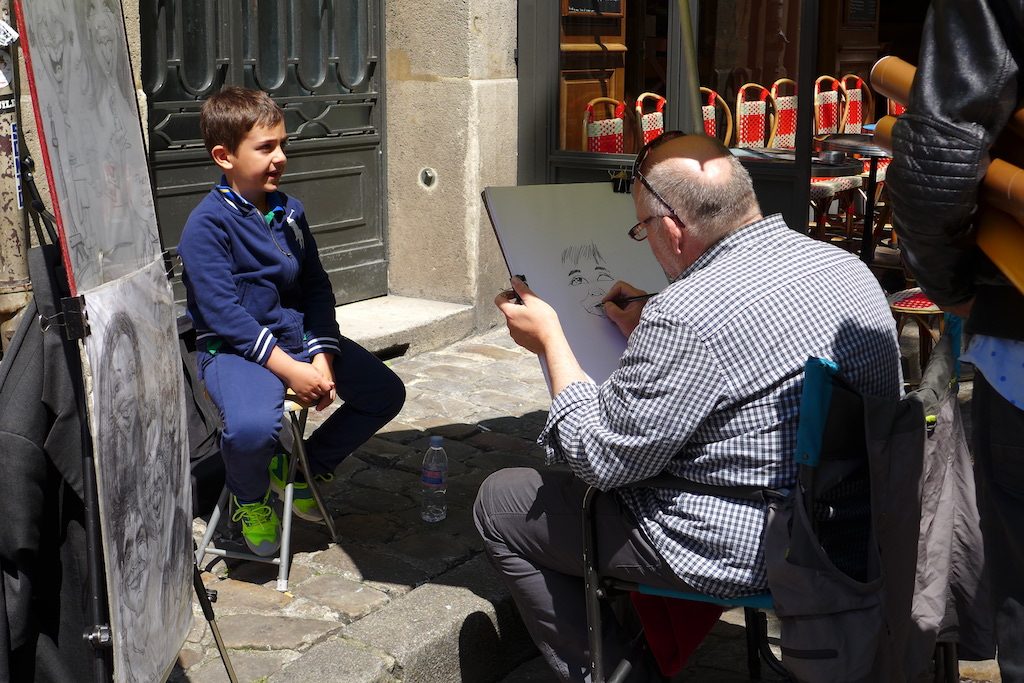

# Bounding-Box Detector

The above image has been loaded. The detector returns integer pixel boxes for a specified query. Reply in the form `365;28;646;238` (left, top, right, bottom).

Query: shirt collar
674;214;785;282
214;178;285;221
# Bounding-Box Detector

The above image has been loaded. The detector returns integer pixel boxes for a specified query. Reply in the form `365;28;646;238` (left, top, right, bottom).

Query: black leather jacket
886;0;1024;339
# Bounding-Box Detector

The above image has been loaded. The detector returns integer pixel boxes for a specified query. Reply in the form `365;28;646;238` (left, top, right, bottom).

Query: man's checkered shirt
539;214;902;598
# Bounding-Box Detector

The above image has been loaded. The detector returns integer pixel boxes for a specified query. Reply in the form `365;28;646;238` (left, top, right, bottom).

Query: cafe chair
768;78;798;149
814;75;847;135
699;87;733;146
636;92;667;146
768;79;863;241
841;73;891;187
735;82;776;148
584;97;627;154
887;288;946;382
840;74;874;134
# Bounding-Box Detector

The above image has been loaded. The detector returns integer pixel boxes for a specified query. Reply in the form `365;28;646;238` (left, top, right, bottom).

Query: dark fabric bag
765;361;925;683
176;316;225;518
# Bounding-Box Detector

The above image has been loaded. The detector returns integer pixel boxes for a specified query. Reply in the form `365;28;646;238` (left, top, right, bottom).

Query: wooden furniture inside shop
559;0;628;152
818;0;880;114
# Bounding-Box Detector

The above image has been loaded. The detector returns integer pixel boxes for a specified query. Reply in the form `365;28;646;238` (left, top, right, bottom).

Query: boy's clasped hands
267;347;337;411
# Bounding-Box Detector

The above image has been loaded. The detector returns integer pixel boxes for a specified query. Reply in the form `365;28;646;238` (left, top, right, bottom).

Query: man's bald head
633;134;761;245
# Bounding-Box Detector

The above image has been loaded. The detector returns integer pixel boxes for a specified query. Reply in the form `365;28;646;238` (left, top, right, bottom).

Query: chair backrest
583;97;626;154
767;355;926;681
840;74;874;134
814;75;846;135
887;99;906;117
735;83;775;148
699;87;733;146
768;78;798;149
635;92;667;146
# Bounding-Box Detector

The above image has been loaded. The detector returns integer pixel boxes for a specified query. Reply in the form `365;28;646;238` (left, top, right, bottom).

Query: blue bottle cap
429;435;443;447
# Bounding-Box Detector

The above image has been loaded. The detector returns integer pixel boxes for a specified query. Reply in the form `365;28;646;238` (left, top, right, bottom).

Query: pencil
594;292;659;308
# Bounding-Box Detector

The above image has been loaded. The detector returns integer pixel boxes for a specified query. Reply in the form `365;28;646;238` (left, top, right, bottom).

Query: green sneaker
268;454;328;523
231;492;281;556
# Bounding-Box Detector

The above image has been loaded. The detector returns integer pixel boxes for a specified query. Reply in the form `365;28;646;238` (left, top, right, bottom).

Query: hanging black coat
0;245;97;681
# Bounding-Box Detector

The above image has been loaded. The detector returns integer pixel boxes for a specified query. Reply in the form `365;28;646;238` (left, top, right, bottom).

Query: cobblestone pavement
177;327;551;682
174;327;1000;683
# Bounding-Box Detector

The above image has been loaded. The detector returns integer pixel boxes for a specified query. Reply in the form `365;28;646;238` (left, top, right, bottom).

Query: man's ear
210;144;233;171
660;215;686;254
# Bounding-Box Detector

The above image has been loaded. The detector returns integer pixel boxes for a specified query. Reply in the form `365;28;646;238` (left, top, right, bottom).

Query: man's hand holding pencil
598;281;655;337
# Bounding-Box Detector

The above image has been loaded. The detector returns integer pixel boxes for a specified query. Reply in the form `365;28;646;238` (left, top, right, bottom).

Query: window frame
517;0;819;232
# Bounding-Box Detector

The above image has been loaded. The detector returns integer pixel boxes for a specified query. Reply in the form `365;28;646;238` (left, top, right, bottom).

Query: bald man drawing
474;134;902;682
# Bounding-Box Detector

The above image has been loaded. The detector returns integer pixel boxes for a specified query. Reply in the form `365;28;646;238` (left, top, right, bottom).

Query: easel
21;157;238;683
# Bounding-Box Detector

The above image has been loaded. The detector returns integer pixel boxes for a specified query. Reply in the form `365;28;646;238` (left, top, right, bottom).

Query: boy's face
213;120;288;205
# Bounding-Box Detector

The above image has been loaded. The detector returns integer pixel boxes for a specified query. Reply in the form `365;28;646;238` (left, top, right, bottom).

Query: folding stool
195;395;338;591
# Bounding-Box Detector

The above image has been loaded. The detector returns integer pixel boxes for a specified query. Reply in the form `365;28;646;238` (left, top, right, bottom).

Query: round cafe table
732;147;863;178
814;134;891;264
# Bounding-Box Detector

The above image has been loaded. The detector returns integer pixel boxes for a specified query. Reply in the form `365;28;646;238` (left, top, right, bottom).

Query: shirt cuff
538;380;598;465
305;334;342;357
250;327;278;365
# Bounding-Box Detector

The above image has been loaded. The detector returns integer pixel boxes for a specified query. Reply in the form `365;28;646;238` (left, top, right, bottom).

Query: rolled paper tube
1010;109;1024;141
982;158;1024;224
976;208;1024;295
871;55;1024;141
870;56;916;104
873;116;896;150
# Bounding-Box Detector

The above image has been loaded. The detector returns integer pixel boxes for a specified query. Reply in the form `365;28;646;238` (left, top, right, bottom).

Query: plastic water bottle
420;435;448;522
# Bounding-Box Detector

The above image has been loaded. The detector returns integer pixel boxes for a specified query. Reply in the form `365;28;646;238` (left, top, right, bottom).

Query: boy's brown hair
199;86;285;154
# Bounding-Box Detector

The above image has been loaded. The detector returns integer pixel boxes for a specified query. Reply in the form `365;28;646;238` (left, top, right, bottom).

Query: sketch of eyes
595;273;614;282
570;275;586;286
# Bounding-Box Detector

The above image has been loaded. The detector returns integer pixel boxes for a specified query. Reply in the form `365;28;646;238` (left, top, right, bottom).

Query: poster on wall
83;259;193;683
484;183;668;383
15;1;193;680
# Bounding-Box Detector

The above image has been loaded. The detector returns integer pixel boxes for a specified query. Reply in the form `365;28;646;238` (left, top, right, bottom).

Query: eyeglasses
628;131;686;241
628;216;659;241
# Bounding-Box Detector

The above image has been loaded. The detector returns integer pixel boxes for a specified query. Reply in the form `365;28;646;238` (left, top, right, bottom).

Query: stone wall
384;0;517;330
14;1;515;334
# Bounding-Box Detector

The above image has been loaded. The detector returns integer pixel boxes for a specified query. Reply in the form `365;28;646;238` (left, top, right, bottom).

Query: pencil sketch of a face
98;313;152;680
562;242;616;317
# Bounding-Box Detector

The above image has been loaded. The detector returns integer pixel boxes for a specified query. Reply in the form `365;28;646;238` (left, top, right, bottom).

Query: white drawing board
18;0;161;294
484;183;668;383
84;259;192;683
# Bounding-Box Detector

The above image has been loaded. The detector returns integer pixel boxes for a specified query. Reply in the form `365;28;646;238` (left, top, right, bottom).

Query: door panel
141;0;386;304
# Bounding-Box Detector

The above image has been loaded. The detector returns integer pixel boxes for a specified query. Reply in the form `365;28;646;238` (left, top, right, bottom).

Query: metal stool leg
288;409;338;542
277;448;297;591
196;487;230;566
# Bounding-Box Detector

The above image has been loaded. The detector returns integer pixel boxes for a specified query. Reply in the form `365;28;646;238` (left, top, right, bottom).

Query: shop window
553;0;802;157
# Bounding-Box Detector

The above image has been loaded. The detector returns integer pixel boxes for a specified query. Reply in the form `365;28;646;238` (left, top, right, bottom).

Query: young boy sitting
178;87;406;555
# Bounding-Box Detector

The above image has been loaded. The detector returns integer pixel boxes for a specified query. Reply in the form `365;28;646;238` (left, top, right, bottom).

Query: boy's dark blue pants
198;336;406;502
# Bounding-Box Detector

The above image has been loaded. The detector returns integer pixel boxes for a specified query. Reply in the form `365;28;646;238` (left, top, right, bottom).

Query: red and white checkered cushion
809;181;838;201
816;90;840;134
641;111;664;145
773;95;798;149
843;89;863;134
702;104;717;138
861;157;891;181
810;175;863;194
586;117;624;154
888;288;940;313
737;100;768;148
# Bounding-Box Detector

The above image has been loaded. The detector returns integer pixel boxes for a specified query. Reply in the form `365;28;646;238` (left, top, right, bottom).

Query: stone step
336;295;476;359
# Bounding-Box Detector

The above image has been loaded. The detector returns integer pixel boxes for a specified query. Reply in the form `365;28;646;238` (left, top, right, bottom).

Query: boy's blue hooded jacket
178;184;342;365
